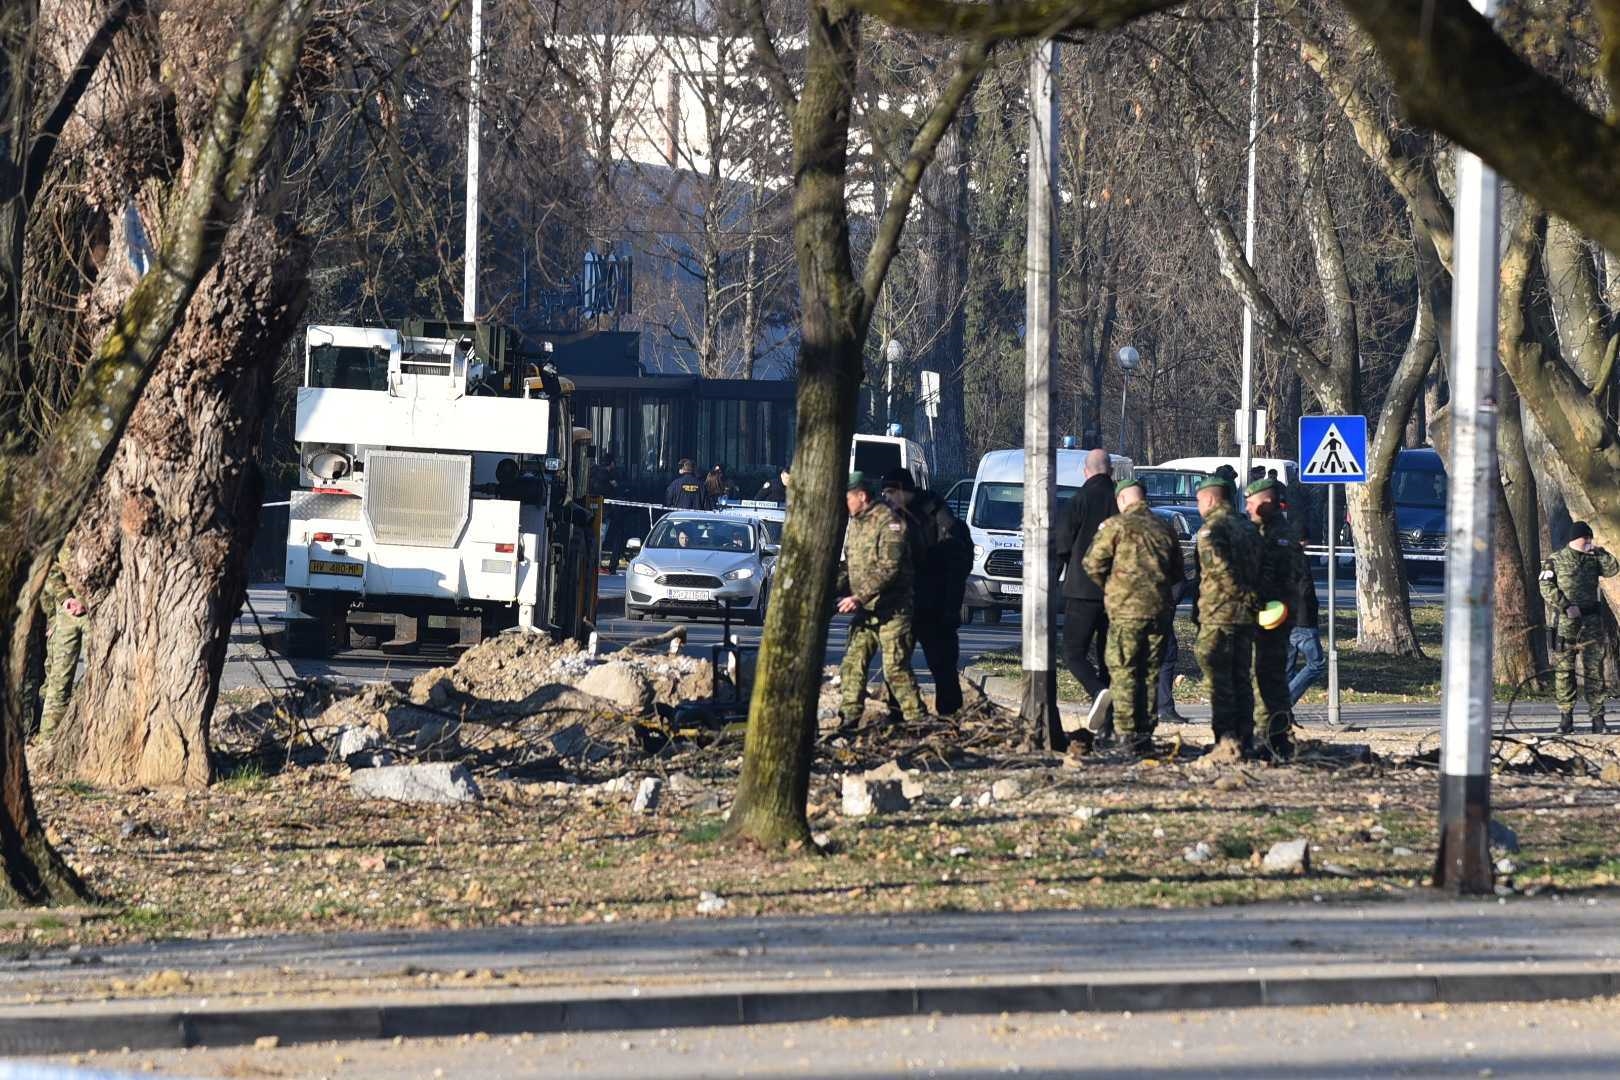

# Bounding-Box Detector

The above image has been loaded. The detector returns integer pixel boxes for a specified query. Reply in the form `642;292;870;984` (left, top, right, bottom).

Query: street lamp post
1117;345;1140;456
885;339;903;428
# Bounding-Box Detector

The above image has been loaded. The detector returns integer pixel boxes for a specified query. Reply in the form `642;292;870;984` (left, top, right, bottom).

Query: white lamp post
884;338;903;427
1117;345;1140;456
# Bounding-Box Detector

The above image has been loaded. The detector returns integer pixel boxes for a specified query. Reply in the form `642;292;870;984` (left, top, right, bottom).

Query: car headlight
630;562;655;578
724;566;755;581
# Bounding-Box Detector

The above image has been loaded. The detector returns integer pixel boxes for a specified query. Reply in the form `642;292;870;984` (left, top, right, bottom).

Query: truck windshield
971;483;1080;532
309;344;388;391
1392;469;1447;508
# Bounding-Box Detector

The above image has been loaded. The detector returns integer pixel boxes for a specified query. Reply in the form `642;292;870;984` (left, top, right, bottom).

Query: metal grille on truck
984;550;1021;579
362;450;471;548
659;573;723;588
290;490;362;522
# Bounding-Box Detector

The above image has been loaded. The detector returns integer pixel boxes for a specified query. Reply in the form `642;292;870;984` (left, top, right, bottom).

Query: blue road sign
1298;415;1367;484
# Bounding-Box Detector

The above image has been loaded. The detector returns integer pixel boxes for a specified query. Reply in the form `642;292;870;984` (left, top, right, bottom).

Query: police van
949;448;1134;625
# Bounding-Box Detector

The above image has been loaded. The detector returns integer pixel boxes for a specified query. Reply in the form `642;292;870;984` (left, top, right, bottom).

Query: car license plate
310;559;362;578
670;588;711;601
1000;582;1023;595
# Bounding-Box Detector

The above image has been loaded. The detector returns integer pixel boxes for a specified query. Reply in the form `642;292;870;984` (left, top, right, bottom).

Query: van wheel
984;607;1003;625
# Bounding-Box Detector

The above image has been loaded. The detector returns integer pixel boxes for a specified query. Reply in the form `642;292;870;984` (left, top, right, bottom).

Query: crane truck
280;319;598;657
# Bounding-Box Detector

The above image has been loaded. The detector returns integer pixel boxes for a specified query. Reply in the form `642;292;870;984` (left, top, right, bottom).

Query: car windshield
971;483;1081;532
648;519;754;551
1392;468;1447;508
1138;469;1207;504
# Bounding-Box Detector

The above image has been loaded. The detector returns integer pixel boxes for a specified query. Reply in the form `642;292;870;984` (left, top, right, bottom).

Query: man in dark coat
1054;448;1117;735
882;469;973;716
664;459;711;511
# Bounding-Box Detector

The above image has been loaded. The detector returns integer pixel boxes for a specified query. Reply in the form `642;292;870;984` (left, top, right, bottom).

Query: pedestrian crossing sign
1298;415;1367;484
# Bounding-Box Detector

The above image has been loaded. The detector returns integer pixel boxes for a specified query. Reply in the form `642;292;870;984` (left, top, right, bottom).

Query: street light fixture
1117;345;1140;456
884;338;904;427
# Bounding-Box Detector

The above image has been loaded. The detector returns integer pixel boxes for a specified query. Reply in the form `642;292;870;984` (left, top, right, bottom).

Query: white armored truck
281;320;598;656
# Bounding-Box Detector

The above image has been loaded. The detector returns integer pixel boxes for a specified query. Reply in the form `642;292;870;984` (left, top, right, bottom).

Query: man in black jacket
882;469;973;716
664;459;711;511
1055;447;1116;733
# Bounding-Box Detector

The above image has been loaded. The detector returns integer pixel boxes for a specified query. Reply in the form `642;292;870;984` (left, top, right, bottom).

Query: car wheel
626;606;644;622
984;607;1003;625
746;587;769;627
960;604;974;625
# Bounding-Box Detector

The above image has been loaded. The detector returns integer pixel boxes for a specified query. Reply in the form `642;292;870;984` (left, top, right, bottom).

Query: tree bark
1496;365;1547;675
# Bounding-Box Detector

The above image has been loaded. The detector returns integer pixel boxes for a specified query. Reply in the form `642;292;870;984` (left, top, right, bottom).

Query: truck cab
282;322;597;655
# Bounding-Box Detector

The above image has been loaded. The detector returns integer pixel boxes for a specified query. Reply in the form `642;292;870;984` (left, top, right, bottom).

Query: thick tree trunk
1343;483;1420;654
52;214;309;788
726;2;863;851
1490;480;1540;688
1496;368;1548;675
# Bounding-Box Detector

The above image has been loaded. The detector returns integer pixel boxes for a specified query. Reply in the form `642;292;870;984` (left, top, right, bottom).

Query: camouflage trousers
841;611;926;725
40;603;87;736
1194;623;1255;743
1103;617;1166;737
1555;616;1607;720
1252;625;1293;747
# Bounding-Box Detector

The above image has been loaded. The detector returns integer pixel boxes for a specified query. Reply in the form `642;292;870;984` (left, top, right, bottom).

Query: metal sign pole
1327;483;1339;726
1436;19;1501;892
462;0;482;323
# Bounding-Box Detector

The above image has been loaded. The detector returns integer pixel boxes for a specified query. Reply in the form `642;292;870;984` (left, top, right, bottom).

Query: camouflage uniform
40;550;87;737
1539;543;1620;730
1191;500;1261;746
1252;513;1308;754
839;499;926;726
1084;499;1184;742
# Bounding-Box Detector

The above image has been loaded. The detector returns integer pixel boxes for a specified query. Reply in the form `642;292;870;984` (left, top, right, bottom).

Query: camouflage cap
1197;474;1234;496
847;470;871;493
1244;477;1283;498
1114;477;1145;495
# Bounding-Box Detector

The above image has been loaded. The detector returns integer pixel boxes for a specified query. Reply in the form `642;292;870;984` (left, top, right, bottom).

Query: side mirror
627;537;643;552
762;544;780;557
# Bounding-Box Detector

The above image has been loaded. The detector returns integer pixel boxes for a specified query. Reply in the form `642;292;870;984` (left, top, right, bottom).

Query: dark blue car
1393;448;1446;577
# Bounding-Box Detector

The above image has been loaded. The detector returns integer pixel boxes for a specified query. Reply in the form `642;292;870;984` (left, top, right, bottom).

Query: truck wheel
283;610;343;659
984;607;1003;625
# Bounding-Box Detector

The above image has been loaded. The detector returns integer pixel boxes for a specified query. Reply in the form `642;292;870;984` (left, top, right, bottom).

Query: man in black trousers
881;469;973;716
1055;447;1117;738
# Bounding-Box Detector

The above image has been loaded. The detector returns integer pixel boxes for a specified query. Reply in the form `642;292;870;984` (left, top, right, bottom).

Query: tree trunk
1490;478;1540;688
52;213;309;789
1343;483;1420;654
725;2;863;851
915;94;969;483
1496;366;1548;675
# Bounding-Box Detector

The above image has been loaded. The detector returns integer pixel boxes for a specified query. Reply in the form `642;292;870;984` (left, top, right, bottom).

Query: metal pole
1327;483;1339;726
1237;0;1260;483
1117;377;1129;456
885;354;894;427
462;0;483;323
1022;40;1060;747
1436;0;1500;894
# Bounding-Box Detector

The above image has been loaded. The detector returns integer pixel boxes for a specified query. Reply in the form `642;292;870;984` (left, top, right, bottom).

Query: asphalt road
30;998;1620;1078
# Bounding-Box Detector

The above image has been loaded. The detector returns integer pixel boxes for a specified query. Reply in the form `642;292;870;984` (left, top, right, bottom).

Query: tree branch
858;37;990;327
1368;225;1440;483
1295;141;1359;379
748;0;798;118
847;0;1183;38
1596;0;1620;122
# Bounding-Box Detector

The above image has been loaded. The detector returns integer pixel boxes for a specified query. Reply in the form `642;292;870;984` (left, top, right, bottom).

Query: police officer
1190;475;1262;756
39;549;87;738
1245;477;1308;761
837;472;927;730
664;459;712;511
1540;522;1620;734
881;468;972;716
1084;478;1184;755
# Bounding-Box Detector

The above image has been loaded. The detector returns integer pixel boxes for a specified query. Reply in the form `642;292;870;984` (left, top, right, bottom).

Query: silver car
625;513;778;625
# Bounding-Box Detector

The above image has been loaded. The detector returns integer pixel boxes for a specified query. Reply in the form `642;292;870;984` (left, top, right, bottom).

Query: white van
949;449;1133;625
1156;455;1300;488
850;433;930;491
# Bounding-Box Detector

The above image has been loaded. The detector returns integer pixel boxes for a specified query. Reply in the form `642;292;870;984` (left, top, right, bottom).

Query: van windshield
309;344;389;391
1138;469;1207;505
852;440;903;479
972;482;1081;532
1392;468;1447;508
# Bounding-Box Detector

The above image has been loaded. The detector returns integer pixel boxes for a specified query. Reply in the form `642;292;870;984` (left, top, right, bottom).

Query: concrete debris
990;778;1022;803
1071;805;1102;823
949;795;965;809
1488;819;1520;854
976;790;994;808
632;777;663;814
350;763;483;805
865;760;924;800
695;890;728;916
1183;841;1213;864
949;846;970;858
335;726;382;764
1262;839;1311;874
841;776;909;817
1495;857;1517;875
1392;846;1415;857
811;832;831;849
578;662;656;715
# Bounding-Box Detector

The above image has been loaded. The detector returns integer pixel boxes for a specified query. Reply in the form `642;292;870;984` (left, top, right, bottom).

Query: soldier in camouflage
1245;477;1309;761
837;472;927;729
1190;475;1262;755
39;547;87;738
1539;522;1620;734
1084;478;1184;754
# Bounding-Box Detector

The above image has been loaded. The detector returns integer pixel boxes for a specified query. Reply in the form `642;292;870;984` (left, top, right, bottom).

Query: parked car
625;513;778;625
1392;447;1446;578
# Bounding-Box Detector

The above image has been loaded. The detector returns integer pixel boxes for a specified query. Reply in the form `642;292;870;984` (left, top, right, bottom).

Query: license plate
310;559;363;578
1000;582;1023;595
670;588;711;601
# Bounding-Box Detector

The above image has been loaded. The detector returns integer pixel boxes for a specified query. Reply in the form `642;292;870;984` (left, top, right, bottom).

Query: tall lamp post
1117;345;1140;456
885;338;903;428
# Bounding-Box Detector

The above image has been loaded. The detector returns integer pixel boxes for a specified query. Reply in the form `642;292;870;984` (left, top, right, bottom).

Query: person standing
704;464;734;503
665;459;711;511
881;468;973;716
1245;477;1308;761
1287;560;1326;707
592;450;628;573
1084;479;1184;755
837;473;927;730
1540;522;1620;734
1055;447;1117;734
1155;573;1190;724
1190;475;1261;756
39;548;87;738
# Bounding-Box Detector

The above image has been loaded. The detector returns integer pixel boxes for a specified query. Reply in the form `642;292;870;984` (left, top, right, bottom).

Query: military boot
1559;712;1575;735
1594;715;1608;735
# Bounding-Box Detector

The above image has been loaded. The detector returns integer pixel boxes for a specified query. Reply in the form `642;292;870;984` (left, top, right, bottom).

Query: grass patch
680;819;726;844
216;758;269;793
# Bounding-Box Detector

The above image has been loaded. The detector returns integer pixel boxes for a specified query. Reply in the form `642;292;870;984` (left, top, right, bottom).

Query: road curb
5;966;1618;1055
